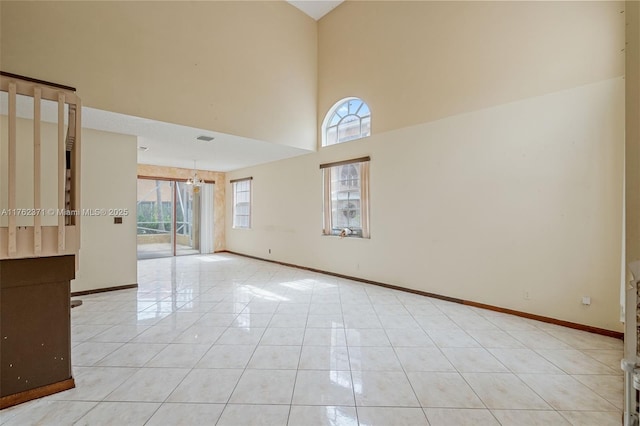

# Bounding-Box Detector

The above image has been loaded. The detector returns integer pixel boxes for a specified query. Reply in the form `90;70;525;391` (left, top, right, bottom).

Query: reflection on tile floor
0;254;624;425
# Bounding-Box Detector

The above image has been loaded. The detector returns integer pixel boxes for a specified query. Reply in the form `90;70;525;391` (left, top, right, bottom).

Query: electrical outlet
268;249;271;254
582;296;591;306
523;291;530;300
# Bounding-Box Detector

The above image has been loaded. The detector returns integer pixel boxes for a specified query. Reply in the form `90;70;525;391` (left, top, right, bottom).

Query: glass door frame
136;178;174;260
174;180;199;257
137;176;209;259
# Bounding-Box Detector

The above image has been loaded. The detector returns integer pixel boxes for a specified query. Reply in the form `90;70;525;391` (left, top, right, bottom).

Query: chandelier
186;160;203;189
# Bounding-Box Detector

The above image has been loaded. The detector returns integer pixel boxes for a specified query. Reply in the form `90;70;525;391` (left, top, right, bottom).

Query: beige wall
0;1;318;150
227;77;625;332
225;1;626;332
72;128;138;293
0;118;138;292
1;1;626;330
318;1;625;139
627;1;640;268
626;1;640;358
0;116;137;291
137;164;226;252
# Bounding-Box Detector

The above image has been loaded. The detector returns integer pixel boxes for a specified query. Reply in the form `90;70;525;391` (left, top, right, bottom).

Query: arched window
322;97;371;147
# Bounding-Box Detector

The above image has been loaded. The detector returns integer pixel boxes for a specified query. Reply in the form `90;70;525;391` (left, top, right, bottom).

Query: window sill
321;234;369;240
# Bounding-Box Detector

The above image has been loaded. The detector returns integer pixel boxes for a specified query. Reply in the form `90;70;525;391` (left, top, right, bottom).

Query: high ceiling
110;0;345;171
287;1;343;20
1;1;345;173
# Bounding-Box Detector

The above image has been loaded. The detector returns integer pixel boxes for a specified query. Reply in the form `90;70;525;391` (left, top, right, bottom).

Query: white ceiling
1;93;312;172
287;0;343;20
83;108;312;172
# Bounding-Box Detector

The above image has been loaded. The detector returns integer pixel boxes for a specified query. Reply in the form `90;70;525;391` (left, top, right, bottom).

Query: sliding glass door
137;179;174;259
137;178;206;259
175;181;199;256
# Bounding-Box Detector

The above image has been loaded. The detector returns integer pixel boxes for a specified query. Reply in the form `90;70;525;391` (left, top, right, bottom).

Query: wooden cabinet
0;255;75;409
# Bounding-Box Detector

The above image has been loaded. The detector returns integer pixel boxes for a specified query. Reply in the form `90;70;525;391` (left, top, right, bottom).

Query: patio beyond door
137;178;206;259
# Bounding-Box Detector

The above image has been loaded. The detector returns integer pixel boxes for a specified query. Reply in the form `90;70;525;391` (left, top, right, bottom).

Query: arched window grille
322;97;371;147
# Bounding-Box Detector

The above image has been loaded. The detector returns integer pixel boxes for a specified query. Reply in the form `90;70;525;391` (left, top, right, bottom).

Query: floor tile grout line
29;254;624;424
436;308;560;417
216;323;267;421
285;277;313;425
340;279;361;423
533;348;597;376
65;400;104;425
380;300;431;422
90;275;240;424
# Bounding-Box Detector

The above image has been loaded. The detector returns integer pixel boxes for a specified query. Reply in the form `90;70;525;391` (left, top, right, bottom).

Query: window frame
321;97;371;147
321;157;370;239
231;177;252;229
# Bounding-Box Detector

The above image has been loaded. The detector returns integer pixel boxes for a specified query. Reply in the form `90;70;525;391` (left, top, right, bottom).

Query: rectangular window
321;157;370;238
232;178;252;229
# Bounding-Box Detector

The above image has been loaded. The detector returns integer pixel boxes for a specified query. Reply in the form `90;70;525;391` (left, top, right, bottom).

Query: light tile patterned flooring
0;254;623;425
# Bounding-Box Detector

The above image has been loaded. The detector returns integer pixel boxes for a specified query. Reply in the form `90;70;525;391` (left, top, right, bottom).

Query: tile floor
0;253;624;425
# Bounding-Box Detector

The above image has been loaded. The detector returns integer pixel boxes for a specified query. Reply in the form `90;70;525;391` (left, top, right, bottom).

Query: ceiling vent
196;135;215;142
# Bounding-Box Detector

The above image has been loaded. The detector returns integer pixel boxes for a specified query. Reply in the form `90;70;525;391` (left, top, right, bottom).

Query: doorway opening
136;178;213;259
